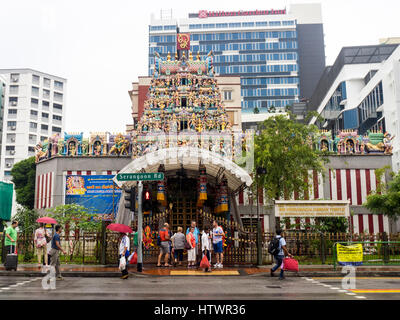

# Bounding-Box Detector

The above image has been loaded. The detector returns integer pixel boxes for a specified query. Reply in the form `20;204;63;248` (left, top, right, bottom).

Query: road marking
312;277;400;280
338;290;347;293
346;293;356;296
330;287;340;290
1;288;10;290
351;289;400;293
355;296;367;299
170;270;240;276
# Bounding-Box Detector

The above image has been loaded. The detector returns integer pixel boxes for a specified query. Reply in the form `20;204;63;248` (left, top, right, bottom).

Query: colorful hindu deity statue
89;132;107;156
108;133;130;156
62;133;83;156
315;130;333;152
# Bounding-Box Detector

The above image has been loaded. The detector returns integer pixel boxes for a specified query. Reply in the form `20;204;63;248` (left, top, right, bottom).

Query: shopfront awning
113;147;253;192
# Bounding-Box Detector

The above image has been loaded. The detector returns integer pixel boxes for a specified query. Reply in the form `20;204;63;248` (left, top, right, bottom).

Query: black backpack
268;237;281;256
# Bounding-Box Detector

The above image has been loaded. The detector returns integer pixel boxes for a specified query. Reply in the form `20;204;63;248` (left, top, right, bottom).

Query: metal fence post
101;221;106;265
382;232;389;264
320;233;326;265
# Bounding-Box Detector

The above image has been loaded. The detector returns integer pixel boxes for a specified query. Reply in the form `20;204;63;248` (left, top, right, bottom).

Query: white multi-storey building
0;69;67;181
308;43;400;171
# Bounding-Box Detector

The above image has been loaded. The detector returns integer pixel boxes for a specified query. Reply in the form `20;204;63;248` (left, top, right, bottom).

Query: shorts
160;241;169;254
213;241;223;253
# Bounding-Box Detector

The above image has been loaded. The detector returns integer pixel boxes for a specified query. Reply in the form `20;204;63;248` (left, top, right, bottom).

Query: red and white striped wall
329;169;384;205
35;172;55;209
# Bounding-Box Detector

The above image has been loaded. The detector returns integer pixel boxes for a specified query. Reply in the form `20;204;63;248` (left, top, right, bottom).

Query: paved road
0;274;399;300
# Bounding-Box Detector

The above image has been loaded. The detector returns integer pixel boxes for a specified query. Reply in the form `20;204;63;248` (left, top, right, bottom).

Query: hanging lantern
219;177;228;212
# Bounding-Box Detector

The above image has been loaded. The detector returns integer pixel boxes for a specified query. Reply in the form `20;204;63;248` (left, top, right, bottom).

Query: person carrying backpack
269;229;292;280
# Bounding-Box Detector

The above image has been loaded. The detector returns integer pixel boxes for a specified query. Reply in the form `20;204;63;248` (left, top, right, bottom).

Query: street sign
116;172;164;181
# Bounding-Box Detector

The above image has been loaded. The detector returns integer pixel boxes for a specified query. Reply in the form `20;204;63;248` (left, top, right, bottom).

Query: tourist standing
171;227;185;266
186;227;196;268
119;232;130;279
212;220;224;269
34;223;49;268
157;223;171;267
270;229;292;280
186;220;200;264
201;227;211;272
49;225;67;280
4;221;18;259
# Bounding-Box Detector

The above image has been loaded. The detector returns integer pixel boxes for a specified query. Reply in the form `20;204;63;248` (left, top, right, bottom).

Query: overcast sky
0;0;399;133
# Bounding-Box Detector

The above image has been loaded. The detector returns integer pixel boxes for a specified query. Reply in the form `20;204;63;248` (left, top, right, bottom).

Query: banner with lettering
337;243;363;266
65;175;122;220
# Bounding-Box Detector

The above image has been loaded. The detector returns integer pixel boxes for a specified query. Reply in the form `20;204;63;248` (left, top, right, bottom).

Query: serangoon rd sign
198;9;286;19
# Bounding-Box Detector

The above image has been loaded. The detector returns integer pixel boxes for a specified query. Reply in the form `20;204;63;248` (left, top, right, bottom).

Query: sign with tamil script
198;9;286;18
275;200;350;217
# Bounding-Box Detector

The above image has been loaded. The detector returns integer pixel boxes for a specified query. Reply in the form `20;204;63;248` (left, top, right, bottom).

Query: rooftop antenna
160;9;173;20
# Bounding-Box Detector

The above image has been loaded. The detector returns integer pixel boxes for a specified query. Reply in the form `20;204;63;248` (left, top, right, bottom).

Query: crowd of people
155;220;225;271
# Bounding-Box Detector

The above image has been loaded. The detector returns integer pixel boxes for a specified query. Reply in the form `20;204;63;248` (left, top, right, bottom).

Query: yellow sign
275;200;350;217
337;243;363;266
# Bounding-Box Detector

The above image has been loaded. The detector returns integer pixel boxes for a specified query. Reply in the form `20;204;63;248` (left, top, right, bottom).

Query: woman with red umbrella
107;223;132;280
35;217;57;269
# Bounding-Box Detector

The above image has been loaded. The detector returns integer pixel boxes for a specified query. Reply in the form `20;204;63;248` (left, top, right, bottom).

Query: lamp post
256;167;266;266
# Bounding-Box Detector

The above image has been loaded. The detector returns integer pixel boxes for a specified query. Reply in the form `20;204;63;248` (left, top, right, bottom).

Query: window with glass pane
32;75;40;85
32;86;39;96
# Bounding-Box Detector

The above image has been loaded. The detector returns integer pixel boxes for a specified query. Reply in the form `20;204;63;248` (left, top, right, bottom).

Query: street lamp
256;167;266;266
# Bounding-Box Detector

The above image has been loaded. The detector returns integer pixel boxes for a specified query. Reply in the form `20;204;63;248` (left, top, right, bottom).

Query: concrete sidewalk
1;263;400;277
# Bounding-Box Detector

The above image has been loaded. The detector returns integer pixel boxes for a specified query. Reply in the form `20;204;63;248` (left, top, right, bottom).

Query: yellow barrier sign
337;243;363;266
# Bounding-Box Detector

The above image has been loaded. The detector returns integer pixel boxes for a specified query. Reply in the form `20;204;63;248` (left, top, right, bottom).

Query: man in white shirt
119;233;130;279
212;220;224;269
201;227;211;272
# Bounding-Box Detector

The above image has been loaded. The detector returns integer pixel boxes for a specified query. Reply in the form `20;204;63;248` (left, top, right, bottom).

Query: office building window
10;73;19;83
52;126;61;133
54;92;63;102
8;109;17;114
28;146;35;152
30;122;37;129
43;78;51;88
9;97;18;106
42;112;49;118
32;86;39;96
42;101;50;107
53;115;62;121
40;136;47;142
53;103;63;111
30;110;38;116
43;89;50;99
41;124;48;130
6;146;15;151
224;91;232;101
32;74;40;85
31;98;39;107
54;81;63;91
9;85;18;95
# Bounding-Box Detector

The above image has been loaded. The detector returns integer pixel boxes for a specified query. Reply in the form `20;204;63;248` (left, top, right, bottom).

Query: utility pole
137;181;143;272
256;167;266;266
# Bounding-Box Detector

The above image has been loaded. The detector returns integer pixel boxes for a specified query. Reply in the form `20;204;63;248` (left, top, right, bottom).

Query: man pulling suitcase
4;221;18;271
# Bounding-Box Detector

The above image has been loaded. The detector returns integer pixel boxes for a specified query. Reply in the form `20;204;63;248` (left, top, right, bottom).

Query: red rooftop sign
198;9;286;18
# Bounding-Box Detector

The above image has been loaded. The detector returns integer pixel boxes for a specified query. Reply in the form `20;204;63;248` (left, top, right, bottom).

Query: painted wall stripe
355;169;362;205
336;169;342;200
378;215;384;233
368;215;374;234
358;214;364;234
360;169;367;204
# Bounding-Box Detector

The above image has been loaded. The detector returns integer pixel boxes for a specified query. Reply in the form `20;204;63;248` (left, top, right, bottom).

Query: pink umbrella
36;217;57;224
106;223;132;234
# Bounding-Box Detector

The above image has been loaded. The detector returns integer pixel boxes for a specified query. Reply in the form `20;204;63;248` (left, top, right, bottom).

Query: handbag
119;256;127;271
282;257;299;272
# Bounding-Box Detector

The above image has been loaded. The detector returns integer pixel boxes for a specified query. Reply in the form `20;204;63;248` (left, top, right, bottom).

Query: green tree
10;157;36;209
363;167;399;220
254;114;327;200
13;207;39;261
47;204;102;261
47;204;101;233
253;107;260;114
